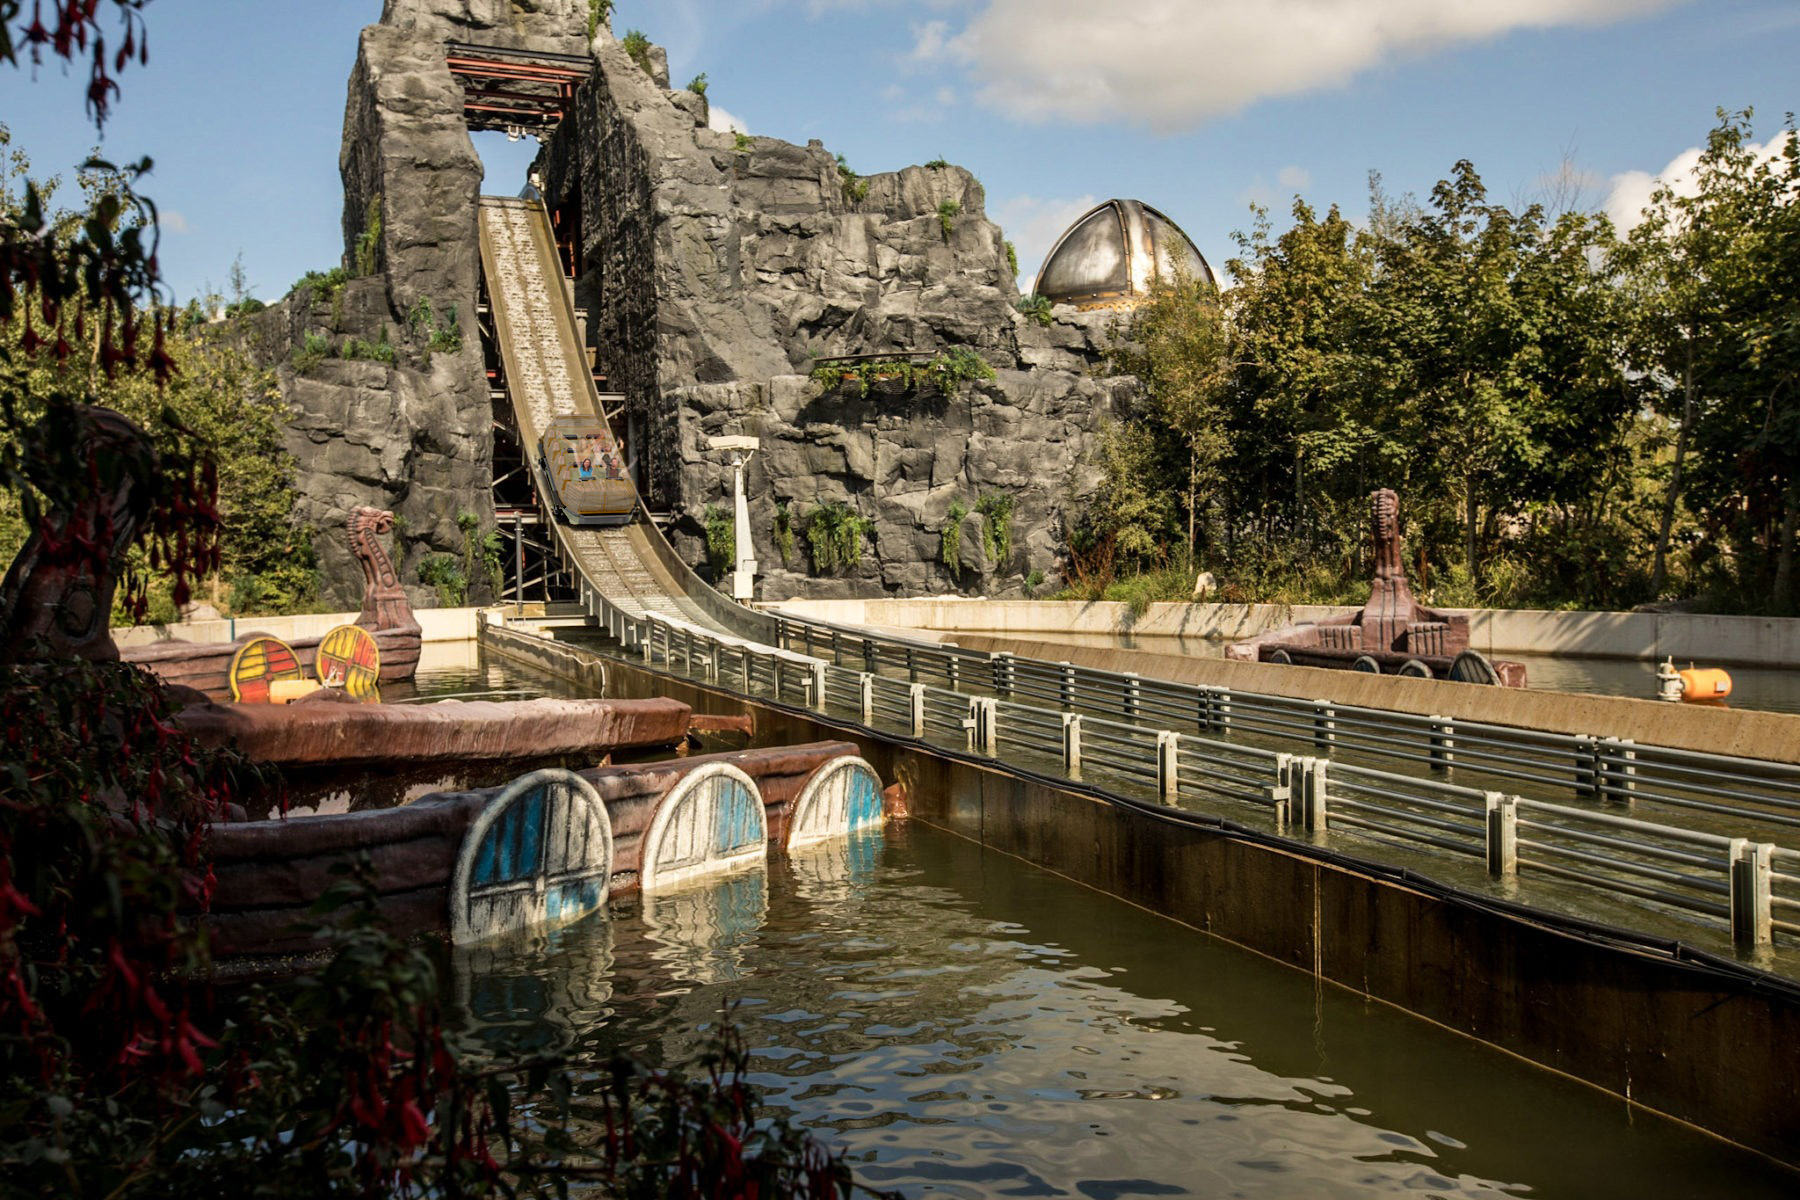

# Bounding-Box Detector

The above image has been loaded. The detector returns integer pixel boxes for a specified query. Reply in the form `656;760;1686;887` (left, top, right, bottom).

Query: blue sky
1;0;1795;304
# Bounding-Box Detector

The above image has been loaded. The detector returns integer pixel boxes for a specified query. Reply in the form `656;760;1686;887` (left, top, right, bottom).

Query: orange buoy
1677;666;1732;705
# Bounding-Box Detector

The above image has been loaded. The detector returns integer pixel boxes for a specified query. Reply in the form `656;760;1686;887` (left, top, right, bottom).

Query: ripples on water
448;822;1796;1198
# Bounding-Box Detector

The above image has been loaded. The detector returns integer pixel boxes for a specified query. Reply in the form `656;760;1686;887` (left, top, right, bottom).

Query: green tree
1620;109;1800;608
1108;270;1232;557
1224;198;1383;561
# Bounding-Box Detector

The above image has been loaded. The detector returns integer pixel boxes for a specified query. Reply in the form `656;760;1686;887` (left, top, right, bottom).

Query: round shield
228;635;305;703
1448;649;1502;686
316;623;382;700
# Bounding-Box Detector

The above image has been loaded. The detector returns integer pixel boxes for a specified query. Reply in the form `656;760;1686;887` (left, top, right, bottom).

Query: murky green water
450;821;1795;1199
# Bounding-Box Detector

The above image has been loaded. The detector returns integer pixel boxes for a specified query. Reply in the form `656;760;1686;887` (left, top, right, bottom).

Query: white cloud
907;19;952;65
941;0;1676;131
160;210;189;234
994;193;1099;290
707;104;747;134
1276;165;1311;191
1606;132;1795;230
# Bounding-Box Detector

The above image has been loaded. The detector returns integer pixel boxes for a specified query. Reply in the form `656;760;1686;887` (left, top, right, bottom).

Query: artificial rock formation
274;0;1137;606
258;1;594;609
538;35;1130;598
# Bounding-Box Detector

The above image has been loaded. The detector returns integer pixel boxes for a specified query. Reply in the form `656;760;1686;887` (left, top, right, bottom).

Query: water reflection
451;915;615;1057
640;867;768;986
449;822;1799;1199
787;827;885;904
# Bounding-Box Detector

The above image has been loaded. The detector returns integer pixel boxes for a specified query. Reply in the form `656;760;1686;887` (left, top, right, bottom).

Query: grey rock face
539;36;1131;599
278;5;1127;606
266;1;595;608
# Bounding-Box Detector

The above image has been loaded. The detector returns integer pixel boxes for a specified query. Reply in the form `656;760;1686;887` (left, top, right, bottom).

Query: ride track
478;195;739;632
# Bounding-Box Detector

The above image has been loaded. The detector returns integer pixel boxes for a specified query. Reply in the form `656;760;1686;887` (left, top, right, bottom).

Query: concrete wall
772;597;1800;668
113;605;487;651
585;647;1800;1170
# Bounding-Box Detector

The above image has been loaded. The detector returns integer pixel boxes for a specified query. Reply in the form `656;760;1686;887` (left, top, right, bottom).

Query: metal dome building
1035;199;1215;310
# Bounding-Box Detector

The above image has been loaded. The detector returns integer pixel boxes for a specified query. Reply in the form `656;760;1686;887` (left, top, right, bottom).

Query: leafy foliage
734;130;753;154
1005;239;1019;278
921;345;995;393
977;490;1014;566
354;193;383;278
803;501;872;573
621;29;653;75
835;154;869;205
687;72;708;96
417;552;466;606
704;502;734;577
940;498;968;572
341;327;397;364
936;199;960;242
924;158;951;170
809;347;994;399
457;509;500;602
1016;292;1052;326
586;0;614;38
406;296;462;357
773;500;794;567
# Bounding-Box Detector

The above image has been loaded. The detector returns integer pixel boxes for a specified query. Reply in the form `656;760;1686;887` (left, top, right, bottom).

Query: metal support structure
1484;791;1517;876
1312;700;1337;750
993;652;1016;700
965;697;998;756
1123;672;1141;720
1730;839;1773;948
1599;738;1638;805
1267;754;1294;829
1062;713;1084;780
513;512;525;611
1298;758;1330;832
1429;715;1456;773
810;661;828;713
909;683;926;738
860;672;875;725
1156;731;1180;803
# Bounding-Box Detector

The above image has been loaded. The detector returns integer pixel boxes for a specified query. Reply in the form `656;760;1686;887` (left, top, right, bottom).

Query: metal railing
553;596;1800;952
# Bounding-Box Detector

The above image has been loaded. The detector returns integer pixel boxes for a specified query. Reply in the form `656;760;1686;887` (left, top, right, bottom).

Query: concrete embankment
774;597;1800;669
566;638;1800;1169
113;605;492;650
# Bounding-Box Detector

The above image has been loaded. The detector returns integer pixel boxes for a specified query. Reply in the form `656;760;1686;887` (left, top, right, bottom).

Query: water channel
450;819;1797;1198
395;638;1799;1192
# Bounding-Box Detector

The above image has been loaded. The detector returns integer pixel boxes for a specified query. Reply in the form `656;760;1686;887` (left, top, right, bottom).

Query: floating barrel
639;762;768;893
450;768;614;945
1679;666;1732;704
786;755;885;851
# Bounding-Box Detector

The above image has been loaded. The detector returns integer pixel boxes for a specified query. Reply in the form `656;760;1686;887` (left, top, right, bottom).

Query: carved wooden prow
0;407;156;663
1359;488;1418;653
347;507;420;636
